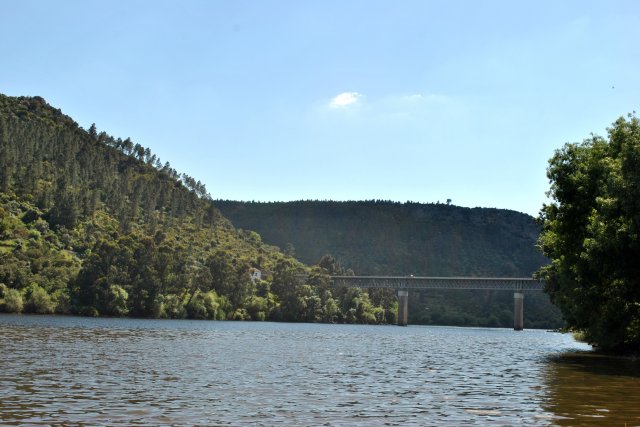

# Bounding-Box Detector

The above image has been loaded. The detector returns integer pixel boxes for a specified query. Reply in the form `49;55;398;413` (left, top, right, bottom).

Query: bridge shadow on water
541;351;640;426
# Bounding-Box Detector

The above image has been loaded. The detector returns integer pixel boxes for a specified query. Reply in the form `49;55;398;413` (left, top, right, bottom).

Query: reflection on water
0;314;638;425
543;352;640;426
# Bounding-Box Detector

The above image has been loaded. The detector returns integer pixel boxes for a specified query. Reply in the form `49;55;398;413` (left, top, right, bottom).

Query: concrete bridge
329;276;544;330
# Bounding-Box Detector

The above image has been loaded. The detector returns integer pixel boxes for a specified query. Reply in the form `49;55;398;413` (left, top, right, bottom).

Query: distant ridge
215;199;563;328
214;199;547;276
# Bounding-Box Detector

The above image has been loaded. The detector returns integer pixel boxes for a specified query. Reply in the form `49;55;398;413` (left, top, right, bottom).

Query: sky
2;1;639;215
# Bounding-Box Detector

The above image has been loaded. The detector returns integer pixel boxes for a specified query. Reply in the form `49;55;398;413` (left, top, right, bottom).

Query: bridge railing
330;276;544;291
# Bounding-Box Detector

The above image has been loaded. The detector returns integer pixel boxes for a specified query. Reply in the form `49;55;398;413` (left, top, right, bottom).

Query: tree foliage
538;114;640;352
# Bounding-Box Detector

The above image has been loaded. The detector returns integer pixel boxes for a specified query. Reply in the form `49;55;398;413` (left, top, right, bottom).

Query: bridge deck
330;276;544;291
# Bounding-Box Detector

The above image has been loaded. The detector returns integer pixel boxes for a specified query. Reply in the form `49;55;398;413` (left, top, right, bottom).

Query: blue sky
2;1;639;215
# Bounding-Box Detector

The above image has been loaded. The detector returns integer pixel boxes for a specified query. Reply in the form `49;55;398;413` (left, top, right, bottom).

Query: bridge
329;276;544;330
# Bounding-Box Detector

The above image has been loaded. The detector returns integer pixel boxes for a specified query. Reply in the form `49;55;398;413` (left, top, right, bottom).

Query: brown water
1;314;638;426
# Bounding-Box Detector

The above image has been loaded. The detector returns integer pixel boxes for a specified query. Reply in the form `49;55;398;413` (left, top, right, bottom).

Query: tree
104;285;129;316
24;283;55;314
88;123;98;140
537;114;640;352
284;243;295;257
318;254;342;275
2;287;23;313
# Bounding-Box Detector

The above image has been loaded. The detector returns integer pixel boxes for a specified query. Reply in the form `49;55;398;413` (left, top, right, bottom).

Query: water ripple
2;314;638;425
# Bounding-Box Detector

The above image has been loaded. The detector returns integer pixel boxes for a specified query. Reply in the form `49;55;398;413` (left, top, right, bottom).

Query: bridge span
329;276;544;330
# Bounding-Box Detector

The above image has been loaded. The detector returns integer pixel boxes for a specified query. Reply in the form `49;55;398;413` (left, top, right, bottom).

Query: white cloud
399;93;453;104
403;93;423;101
329;92;362;108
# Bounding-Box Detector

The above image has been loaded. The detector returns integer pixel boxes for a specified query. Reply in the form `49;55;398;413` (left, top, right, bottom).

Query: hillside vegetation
216;200;563;328
538;115;640;352
0;94;396;323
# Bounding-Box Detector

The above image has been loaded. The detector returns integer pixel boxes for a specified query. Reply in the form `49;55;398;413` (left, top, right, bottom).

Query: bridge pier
328;276;544;329
397;290;408;326
513;292;524;331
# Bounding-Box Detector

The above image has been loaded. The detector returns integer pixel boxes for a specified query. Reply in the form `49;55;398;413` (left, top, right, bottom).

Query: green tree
537;114;640;352
318;254;342;275
105;284;129;316
270;259;307;321
2;287;23;313
24;283;55;314
162;294;186;319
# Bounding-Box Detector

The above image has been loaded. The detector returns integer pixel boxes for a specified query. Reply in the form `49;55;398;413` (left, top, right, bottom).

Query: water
1;315;638;426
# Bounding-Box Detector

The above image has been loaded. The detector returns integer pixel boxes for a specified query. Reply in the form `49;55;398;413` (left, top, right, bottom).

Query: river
1;314;639;426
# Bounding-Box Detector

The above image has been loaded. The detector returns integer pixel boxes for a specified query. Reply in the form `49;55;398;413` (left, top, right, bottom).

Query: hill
215;200;563;328
0;94;396;323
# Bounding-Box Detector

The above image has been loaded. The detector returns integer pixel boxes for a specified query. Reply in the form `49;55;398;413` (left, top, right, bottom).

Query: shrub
186;293;208;319
25;284;55;314
78;306;99;317
104;285;129;316
52;289;71;314
203;291;220;319
231;308;249;320
3;288;24;313
162;294;186;319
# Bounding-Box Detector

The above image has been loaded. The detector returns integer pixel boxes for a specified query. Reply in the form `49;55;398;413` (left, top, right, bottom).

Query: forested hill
214;200;547;277
215;201;563;328
0;94;399;324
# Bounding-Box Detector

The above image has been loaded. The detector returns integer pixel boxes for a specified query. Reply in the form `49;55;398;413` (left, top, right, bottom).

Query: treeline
0;94;396;323
215;200;564;328
0;95;218;232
